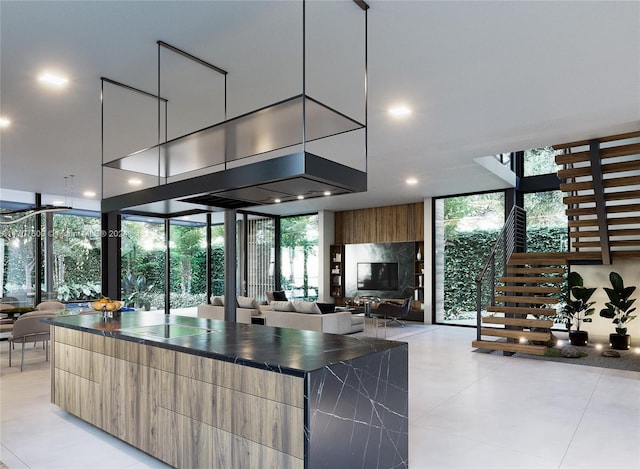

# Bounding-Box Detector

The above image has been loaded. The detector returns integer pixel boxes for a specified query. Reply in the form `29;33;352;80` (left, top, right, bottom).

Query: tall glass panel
245;215;276;302
120;218;166;311
523;190;568;253
434;192;505;325
280;214;319;301
51;213;102;303
0;215;37;307
523;146;560;176
210;223;225;297
169;218;207;315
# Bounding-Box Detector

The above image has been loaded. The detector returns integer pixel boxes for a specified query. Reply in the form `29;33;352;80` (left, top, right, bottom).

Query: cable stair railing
471;206;564;356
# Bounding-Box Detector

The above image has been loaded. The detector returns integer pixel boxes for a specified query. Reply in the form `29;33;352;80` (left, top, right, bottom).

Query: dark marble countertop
45;312;406;377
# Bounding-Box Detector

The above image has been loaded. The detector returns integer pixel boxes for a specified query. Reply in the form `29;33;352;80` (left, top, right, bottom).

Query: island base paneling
51;327;305;468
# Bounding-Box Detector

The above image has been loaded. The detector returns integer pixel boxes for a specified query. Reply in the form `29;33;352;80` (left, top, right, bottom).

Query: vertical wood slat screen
246;218;275;302
335;202;424;245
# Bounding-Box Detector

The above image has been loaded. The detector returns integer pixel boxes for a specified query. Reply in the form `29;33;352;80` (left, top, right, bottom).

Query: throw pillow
211;296;224;306
271;301;295;312
237;296;258;309
316;302;336;314
293;301;322;314
272;290;288;301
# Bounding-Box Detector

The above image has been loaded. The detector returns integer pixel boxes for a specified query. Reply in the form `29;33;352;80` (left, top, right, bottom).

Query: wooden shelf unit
329;245;345;301
414;241;425;304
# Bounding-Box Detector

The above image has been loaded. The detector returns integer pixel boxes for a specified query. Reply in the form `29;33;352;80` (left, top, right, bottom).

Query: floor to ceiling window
280;214;319;301
120;218;166;311
0;211;37;307
434;192;505;325
50;213;101;303
169;217;207;314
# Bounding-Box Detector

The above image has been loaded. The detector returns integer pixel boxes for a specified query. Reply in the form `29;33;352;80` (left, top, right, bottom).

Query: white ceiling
1;0;639;217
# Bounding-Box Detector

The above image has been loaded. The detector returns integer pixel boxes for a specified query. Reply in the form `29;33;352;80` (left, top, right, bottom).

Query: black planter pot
569;330;589;346
609;333;631;350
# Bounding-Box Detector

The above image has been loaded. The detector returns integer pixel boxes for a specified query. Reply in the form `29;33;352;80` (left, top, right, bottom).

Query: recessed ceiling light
323;191;332;196
38;71;69;88
297;195;305;200
51;200;65;206
128;178;142;186
388;105;412;119
274;198;281;203
406;177;418;185
83;190;96;198
0;117;11;128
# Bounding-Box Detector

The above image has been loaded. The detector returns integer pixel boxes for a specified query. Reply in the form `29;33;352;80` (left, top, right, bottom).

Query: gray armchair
376;297;412;327
8;313;55;371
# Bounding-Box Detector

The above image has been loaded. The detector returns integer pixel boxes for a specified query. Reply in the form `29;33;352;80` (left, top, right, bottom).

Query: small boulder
562;345;582;358
601;350;621;358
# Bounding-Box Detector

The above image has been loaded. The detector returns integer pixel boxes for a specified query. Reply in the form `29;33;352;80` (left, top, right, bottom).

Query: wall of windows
434;192;505;325
1;212;38;307
280;214;319;301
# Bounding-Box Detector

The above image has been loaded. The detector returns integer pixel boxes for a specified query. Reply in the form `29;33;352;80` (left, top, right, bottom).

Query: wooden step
495;295;559;305
574;240;640;249
610;216;640;225
568;219;598;227
480;328;551;342
602;159;640;175
483;316;554;328
555;142;640;165
552;130;640;150
488;305;557;316
564;205;640;216
604;175;640;189
496;285;560;294
505;267;566;274
564;194;595;205
565;251;604;261
508;253;568;265
472;340;547;356
570;228;640;238
607;189;640;202
499;276;564;284
558;166;593;179
560;181;593;192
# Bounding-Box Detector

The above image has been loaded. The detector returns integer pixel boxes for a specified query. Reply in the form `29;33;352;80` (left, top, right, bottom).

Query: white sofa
197;295;264;324
264;300;364;334
265;309;364;334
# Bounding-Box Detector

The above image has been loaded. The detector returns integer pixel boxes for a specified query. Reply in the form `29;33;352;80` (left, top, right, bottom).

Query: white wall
317;210;335;303
573;259;640;345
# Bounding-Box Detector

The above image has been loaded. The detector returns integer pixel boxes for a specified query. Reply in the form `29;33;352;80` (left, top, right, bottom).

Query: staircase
555;130;640;263
473;130;639;356
472;252;565;356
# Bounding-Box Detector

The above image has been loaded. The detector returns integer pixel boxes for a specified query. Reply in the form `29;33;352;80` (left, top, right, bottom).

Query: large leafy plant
599;271;637;336
560;272;596;332
122;273;154;311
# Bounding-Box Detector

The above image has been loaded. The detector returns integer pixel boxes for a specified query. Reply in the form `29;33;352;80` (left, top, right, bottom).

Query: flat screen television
357;262;399;291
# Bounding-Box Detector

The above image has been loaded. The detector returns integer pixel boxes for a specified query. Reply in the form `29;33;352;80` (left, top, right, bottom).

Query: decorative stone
601;350;621;358
562;345;582;358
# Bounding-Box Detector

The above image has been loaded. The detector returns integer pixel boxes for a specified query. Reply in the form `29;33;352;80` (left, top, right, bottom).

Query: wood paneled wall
335;202;424;244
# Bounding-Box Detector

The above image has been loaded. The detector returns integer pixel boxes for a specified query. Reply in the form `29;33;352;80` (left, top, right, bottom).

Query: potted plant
560;271;596;346
599;271;637;350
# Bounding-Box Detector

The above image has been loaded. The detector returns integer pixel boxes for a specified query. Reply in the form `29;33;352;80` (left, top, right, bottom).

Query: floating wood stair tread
560;159;640;179
564;194;595;205
606;190;640;202
483;316;554;328
555;142;640;165
604;175;640;189
495;295;559;305
499;276;564;284
495;285;560;294
553;130;640;150
568;204;640;216
568;219;598;227
574;240;640;249
480;328;551;342
505;267;566;274
570;228;640;238
488;305;557;316
472;340;547;356
611;250;640;259
560;181;593;192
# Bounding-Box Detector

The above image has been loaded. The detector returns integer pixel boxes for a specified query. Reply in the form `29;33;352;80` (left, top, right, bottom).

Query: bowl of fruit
92;297;122;316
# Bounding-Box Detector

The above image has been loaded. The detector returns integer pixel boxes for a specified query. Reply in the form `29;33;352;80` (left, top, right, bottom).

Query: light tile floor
1;324;639;469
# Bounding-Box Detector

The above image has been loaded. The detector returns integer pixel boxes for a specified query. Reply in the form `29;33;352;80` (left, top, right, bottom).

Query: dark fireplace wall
344;242;415;299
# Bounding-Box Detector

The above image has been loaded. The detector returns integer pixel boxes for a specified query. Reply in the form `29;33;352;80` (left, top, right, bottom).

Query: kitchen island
45;312;408;469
